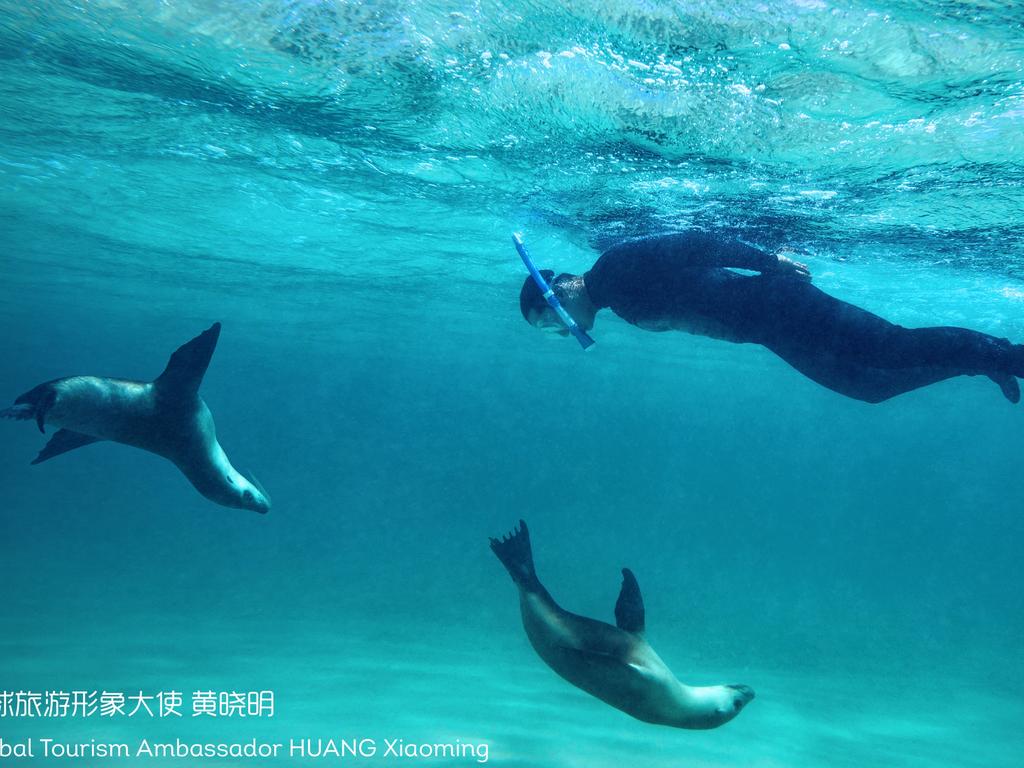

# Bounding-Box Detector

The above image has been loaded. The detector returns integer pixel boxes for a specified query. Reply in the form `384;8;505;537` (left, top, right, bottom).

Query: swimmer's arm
608;233;808;277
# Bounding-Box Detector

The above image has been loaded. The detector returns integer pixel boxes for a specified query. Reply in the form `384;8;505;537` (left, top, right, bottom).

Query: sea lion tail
490;520;540;589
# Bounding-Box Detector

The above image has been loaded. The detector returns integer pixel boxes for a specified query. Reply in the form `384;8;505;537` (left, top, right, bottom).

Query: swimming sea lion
490;520;753;729
1;323;271;513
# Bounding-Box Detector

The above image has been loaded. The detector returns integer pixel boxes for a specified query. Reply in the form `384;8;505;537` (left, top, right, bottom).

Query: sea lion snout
240;487;271;514
726;684;756;710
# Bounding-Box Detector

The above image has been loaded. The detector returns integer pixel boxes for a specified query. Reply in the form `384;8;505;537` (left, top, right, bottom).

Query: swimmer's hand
773;252;811;282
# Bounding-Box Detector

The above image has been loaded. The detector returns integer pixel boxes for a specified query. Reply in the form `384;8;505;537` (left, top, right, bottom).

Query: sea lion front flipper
31;429;101;465
154;323;221;399
614;568;645;634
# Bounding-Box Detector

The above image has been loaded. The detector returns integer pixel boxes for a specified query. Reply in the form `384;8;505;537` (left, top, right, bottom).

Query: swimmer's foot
1011;343;1024;378
988;372;1020;403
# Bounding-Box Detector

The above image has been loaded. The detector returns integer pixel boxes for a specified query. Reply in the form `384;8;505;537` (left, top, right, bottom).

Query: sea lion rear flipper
154;323;221;398
489;520;541;590
0;404;34;422
614;568;645;634
31;429;101;465
11;384;58;433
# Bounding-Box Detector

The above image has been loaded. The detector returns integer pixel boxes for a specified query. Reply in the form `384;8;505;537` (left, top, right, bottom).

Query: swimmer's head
521;270;564;335
519;271;595;336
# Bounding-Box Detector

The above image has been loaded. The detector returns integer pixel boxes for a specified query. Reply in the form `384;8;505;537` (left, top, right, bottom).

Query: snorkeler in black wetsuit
519;233;1024;404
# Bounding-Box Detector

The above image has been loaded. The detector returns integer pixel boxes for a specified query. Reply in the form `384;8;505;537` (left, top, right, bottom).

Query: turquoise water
2;1;1023;765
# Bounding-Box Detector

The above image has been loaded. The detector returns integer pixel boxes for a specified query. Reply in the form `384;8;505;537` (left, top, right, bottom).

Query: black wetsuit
583;233;1023;403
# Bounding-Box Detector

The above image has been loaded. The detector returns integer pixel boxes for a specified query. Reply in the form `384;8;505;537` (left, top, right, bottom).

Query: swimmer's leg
853;365;1020;403
738;275;1023;401
867;326;1024;402
782;319;1024;402
874;326;1023;374
764;344;1011;403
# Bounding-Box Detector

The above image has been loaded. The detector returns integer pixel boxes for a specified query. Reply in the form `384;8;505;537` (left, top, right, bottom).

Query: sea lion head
223;469;271;514
708;683;756;727
677;683;755;729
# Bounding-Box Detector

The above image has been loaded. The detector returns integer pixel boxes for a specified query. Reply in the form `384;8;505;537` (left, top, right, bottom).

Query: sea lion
490;520;753;729
1;323;271;513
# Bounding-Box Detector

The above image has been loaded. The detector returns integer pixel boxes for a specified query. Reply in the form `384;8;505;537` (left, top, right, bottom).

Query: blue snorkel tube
513;233;596;351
